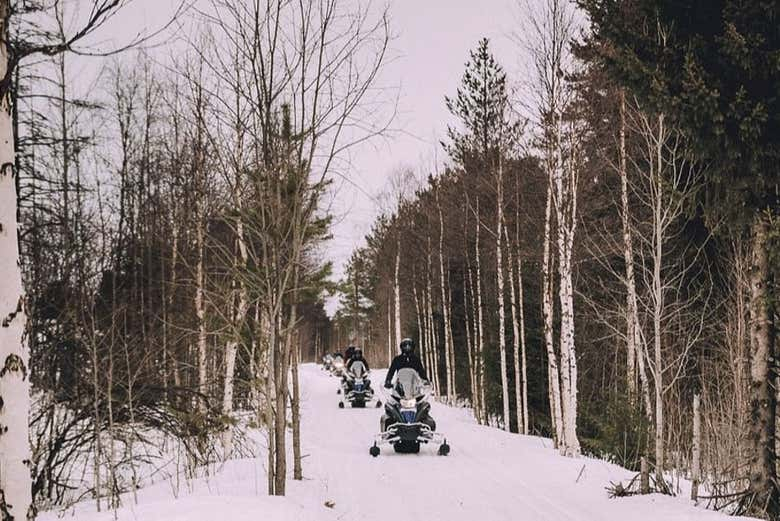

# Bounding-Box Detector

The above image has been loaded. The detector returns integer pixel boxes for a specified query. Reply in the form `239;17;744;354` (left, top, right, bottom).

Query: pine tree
446;38;522;430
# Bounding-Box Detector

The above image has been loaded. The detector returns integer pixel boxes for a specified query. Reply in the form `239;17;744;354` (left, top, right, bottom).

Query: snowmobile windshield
350;361;367;378
394;368;422;399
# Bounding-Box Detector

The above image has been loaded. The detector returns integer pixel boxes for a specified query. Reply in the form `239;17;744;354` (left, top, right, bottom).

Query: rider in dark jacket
384;338;427;388
382;338;434;431
347;348;370;371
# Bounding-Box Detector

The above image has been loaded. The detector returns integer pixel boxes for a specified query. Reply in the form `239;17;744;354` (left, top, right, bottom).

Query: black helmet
354;347;362;357
399;338;414;354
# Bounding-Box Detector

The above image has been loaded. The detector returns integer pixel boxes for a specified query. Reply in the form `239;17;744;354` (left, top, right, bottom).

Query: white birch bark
386;295;393;364
195;211;207;413
504;224;523;433
463;267;477;416
394;236;401;351
552;115;580;457
619;91;637;400
222;218;248;458
496;160;510;431
542;187;564;446
652;113;665;482
264;305;276;495
437;191;455;401
426;234;440;393
412;283;425;363
691;393;701;501
474;198;486;424
518;255;529;434
0;0;32;512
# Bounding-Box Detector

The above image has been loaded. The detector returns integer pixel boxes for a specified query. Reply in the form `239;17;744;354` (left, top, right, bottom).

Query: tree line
1;0;388;518
333;1;780;518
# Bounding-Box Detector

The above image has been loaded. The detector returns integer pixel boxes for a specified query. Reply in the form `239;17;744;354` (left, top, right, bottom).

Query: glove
384;382;392;389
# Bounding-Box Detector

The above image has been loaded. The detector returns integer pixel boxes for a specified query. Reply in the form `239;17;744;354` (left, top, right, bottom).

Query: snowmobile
338;360;382;408
322;353;334;371
330;354;346;377
369;368;450;456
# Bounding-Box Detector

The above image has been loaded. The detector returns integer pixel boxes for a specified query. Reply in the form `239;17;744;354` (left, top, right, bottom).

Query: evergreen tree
579;1;780;515
445;37;521;166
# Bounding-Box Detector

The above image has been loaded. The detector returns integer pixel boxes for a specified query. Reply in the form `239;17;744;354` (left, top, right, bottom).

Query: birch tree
0;0;158;516
581;1;780;513
525;0;583;457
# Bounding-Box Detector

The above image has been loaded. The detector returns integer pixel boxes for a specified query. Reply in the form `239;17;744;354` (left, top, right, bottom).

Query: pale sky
324;1;521;314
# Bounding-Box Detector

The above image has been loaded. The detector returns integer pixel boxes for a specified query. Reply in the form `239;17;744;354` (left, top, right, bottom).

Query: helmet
399;338;414;354
354;348;362;357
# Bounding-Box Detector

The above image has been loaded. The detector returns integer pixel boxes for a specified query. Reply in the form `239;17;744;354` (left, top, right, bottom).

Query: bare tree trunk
474;198;486;423
413;283;425;365
394;235;402;349
691;393;701;502
90;329;102;512
518;255;529;434
291;336;302;481
619;93;653;420
542;187;563;446
426;234;440;393
106;335;118;509
264;307;276;495
424;285;436;388
620;91;636;400
730;237;749;424
496;160;510;431
437;190;455;402
386;296;393;364
463;195;479;418
274;301;292;496
745;212;778;517
222;218;248;459
0;1;32;516
553;117;580;457
195;211;208;413
463;267;477;416
505;224;522;433
652;114;665;482
445;263;457;398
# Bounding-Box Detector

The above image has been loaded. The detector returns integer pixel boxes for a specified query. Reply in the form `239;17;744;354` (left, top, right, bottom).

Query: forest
0;0;778;520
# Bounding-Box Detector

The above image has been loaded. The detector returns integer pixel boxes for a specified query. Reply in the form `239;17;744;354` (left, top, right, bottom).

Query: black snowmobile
370;368;450;456
338;360;381;408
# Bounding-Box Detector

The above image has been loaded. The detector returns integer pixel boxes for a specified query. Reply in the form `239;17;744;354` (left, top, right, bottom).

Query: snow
40;364;752;521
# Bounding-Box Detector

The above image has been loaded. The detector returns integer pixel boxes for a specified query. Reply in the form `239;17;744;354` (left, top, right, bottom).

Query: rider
344;345;357;361
347;347;370;371
384;338;427;388
344;347;372;393
382;337;435;431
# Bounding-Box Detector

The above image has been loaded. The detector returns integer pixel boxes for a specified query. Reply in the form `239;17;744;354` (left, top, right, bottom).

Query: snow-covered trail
42;363;750;521
298;364;729;521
